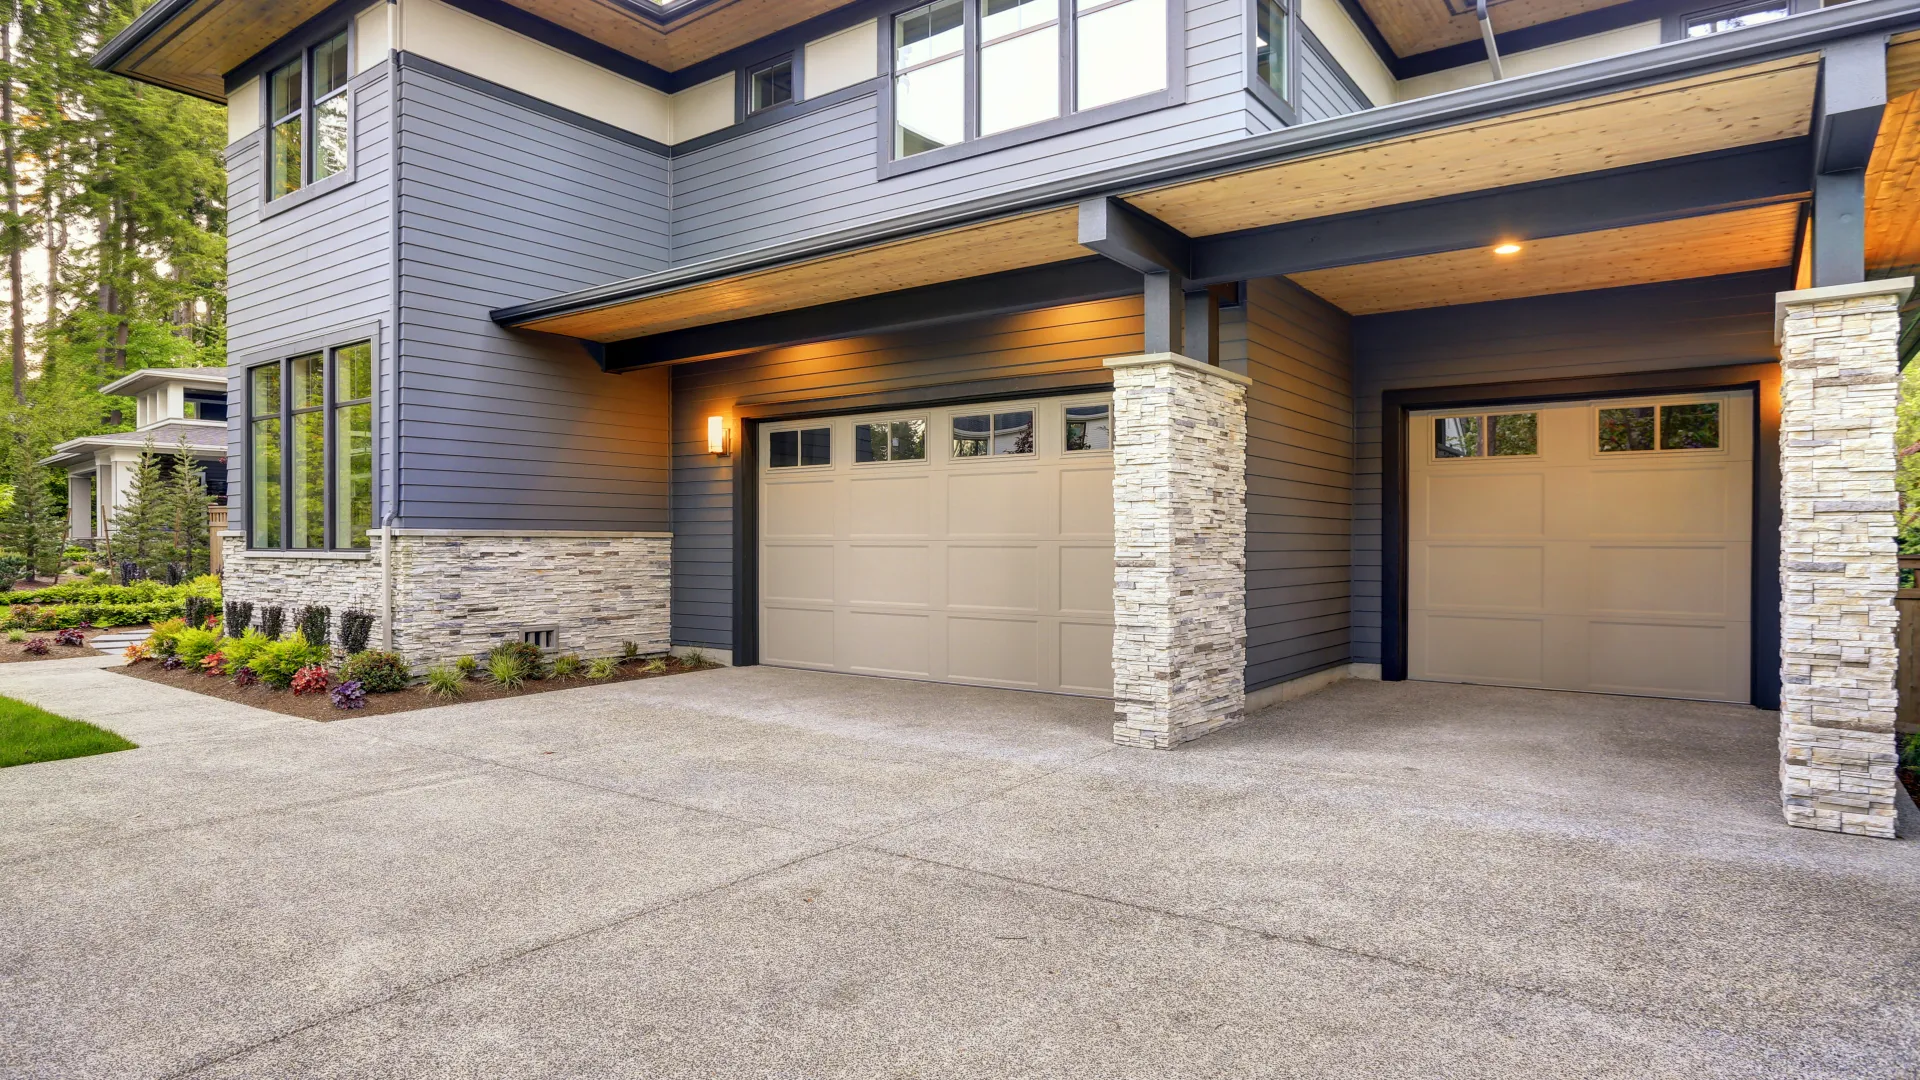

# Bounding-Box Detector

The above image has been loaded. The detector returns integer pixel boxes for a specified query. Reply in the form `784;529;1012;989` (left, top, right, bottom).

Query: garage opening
1407;392;1753;702
758;394;1116;696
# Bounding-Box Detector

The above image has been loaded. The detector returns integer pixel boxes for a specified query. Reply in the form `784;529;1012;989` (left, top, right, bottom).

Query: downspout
1476;0;1504;80
380;0;400;650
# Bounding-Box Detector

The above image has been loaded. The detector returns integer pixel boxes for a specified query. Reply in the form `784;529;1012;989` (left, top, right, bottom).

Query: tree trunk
2;11;27;405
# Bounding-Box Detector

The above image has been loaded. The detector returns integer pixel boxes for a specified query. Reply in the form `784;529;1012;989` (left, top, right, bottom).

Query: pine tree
165;437;210;577
0;436;66;579
106;440;169;579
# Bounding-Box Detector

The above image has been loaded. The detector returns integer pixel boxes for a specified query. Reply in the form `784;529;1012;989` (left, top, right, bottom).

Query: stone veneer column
1776;278;1914;838
1105;352;1250;749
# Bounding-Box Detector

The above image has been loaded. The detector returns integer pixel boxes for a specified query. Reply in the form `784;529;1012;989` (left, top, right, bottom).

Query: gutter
494;0;1920;329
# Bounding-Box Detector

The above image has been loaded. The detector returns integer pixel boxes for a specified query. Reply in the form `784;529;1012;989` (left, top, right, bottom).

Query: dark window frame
1246;0;1300;127
241;323;382;553
258;22;357;217
875;0;1187;178
739;50;803;120
1660;0;1815;42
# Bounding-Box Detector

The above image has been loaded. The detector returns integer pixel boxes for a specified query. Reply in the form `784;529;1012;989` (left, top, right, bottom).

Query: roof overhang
497;0;1919;347
97;367;229;398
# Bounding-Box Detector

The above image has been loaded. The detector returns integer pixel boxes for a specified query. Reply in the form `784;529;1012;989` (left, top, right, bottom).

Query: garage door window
953;410;1035;457
1065;404;1111;451
770;427;832;468
855;418;928;462
1598;401;1720;453
1433;412;1537;459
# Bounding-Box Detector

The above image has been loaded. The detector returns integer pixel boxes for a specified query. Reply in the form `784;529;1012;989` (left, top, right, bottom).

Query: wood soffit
113;0;336;100
1356;0;1640;59
1889;29;1920;100
1867;86;1920;279
493;0;853;69
1287;202;1801;313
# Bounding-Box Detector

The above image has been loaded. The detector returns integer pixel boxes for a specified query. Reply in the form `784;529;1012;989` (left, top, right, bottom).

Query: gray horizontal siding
669;0;1252;264
392;65;673;532
1299;30;1371;122
225;66;395;535
1346;268;1792;665
670;296;1143;650
1241;277;1355;689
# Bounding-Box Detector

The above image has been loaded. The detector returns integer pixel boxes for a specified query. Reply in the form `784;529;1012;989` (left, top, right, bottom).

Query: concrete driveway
1;657;1916;1079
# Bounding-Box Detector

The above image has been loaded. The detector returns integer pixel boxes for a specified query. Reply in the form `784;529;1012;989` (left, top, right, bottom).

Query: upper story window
1683;0;1791;36
748;57;795;114
247;339;374;551
267;29;350;200
1253;0;1293;106
890;0;1169;160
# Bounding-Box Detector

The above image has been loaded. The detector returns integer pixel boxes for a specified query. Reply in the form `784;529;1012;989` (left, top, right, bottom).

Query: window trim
739;50;803;120
241;322;382;553
948;407;1039;460
1591;398;1730;457
852;415;932;465
1660;0;1815;42
765;424;835;470
1245;0;1300;127
1428;410;1540;461
258;23;357;217
874;0;1186;178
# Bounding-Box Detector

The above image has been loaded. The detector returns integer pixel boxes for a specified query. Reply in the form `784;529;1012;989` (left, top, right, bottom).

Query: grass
0;695;137;769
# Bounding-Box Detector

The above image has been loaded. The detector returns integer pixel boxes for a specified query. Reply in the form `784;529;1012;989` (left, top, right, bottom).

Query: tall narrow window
249;365;284;548
1254;0;1291;103
333;342;375;550
312;31;351;182
980;0;1061;136
287;353;326;550
894;0;966;157
748;57;794;114
1074;0;1168;110
267;58;303;198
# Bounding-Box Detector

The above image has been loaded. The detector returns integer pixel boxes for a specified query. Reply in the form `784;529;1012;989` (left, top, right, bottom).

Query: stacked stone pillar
1775;278;1913;838
1105;352;1249;749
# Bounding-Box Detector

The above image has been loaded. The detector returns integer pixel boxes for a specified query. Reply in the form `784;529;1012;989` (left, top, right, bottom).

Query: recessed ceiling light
1493;242;1523;255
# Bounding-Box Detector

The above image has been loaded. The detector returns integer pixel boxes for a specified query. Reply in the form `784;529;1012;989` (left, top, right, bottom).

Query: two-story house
96;0;1920;836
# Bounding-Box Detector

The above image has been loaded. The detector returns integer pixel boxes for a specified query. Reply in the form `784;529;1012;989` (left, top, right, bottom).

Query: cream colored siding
805;19;879;98
1395;21;1663;99
760;395;1116;696
1301;0;1394;107
673;73;736;142
1407;392;1752;702
354;2;391;74
227;76;261;145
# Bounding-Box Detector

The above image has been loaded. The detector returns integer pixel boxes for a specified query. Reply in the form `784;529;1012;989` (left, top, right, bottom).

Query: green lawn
0;695;137;769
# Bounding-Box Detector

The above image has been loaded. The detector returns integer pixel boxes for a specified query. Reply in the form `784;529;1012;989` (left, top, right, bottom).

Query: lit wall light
707;416;731;455
1492;242;1523;256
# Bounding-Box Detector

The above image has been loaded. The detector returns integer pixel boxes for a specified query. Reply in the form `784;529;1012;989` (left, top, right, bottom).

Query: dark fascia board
91;0;199;74
601;258;1141;368
492;0;1920;330
1189;138;1812;282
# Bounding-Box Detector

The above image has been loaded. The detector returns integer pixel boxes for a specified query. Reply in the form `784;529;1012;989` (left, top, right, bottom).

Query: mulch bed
112;654;715;722
0;628;111;664
1900;765;1920;808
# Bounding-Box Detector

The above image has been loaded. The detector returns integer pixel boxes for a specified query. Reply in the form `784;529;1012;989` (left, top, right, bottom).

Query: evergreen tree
0;435;65;579
106;440;169;578
165;437;210;577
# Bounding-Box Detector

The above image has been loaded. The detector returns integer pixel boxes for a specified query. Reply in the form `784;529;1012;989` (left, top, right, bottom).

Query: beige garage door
759;394;1115;696
1408;391;1752;702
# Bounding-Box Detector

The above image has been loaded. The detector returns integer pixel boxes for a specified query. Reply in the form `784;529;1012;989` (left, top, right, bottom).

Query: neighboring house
96;0;1920;836
43;368;230;546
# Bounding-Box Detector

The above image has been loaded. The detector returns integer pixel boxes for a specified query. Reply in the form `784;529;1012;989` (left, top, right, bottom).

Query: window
184;394;228;422
266;29;351;200
952;410;1035;457
1065;404;1110;451
748;57;794;114
855;418;928;462
1599;402;1720;453
1253;0;1292;105
247;338;376;550
769;427;832;468
1683;0;1790;37
890;0;1168;159
1433;413;1537;459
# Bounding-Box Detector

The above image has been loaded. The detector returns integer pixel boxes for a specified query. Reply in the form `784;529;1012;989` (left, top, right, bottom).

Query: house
95;0;1920;837
44;367;230;546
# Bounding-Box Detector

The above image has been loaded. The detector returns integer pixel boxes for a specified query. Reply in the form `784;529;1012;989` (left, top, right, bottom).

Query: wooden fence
208;505;229;574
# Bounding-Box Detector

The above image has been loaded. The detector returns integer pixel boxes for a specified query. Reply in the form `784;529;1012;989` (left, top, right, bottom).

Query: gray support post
1143;272;1183;355
1808;35;1886;287
1183;288;1220;365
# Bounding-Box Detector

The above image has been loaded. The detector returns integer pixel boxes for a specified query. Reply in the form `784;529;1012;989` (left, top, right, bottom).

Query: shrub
0;555;30;588
199;651;227;676
585;656;619;680
219;630;272;671
454;654;479;681
291;664;332;695
147;618;188;656
488;640;546;683
123;641;151;662
641;657;668;674
621;641;640;660
551;653;583;678
1901;732;1920;770
424;665;463;698
232;666;259;688
338;609;375;656
70;563;94;575
296;606;331;650
5;628;22;642
118;561;141;586
173;627;223;667
259;605;286;640
161;655;183;670
487;651;529;689
224;601;254;636
54;628;86;648
341;650;411;693
247;633;329;690
85;569;110;584
21;637;49;655
330;680;367;710
182;594;215;629
11;600;187;630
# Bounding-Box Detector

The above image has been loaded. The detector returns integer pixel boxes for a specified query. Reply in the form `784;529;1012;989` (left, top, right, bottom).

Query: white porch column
1106;352;1250;749
66;473;94;542
1775;277;1914;838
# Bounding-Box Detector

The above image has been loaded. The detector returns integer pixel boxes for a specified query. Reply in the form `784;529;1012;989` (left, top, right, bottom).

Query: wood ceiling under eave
1867;86;1920;279
1357;0;1641;59
495;0;854;69
109;0;338;100
1125;54;1820;238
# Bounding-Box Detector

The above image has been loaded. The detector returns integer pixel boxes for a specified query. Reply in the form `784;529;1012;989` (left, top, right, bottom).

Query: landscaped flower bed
0;576;219;631
0;625;110;664
115;616;716;721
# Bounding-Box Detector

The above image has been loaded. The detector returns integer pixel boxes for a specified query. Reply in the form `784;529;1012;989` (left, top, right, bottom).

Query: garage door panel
843;610;933;677
1424;473;1545;538
948;545;1040;612
947;616;1040;687
765;480;837;538
1059;468;1115;538
1422;544;1545;610
850;475;931;538
845;545;932;607
763;606;836;668
1417;614;1545;684
1060;622;1115;694
1587;544;1747;618
1587;466;1745;539
948;470;1043;537
1060;546;1116;614
763;545;835;603
1587;620;1744;699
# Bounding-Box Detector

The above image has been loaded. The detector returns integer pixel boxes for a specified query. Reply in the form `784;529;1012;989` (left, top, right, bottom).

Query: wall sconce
707;415;732;455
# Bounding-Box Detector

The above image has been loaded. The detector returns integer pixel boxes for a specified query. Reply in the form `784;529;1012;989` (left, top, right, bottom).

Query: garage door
759;394;1115;696
1408;392;1752;702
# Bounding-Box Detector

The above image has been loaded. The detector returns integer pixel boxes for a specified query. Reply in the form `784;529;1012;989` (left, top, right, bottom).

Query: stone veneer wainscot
1106;352;1250;749
218;530;671;668
1774;278;1913;838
